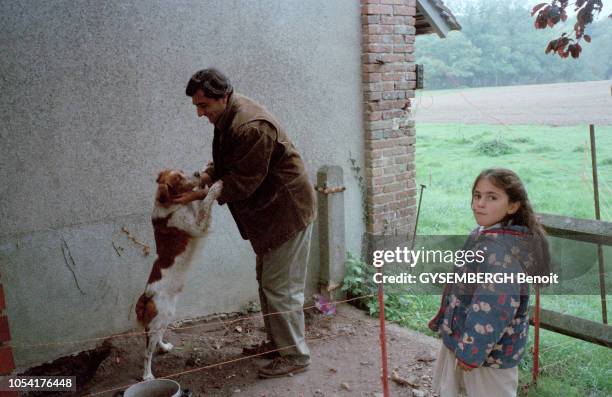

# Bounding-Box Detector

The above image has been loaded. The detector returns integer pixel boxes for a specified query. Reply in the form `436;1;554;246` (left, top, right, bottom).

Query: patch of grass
528;145;556;153
475;138;516;156
449;137;472;145
599;158;612;166
415;123;612;234
511;136;535;144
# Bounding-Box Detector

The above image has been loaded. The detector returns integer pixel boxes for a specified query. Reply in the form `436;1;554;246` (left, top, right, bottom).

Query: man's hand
456;360;475;372
172;187;209;205
194;170;213;188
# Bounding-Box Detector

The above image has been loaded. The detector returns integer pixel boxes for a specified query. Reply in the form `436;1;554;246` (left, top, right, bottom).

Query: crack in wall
60;236;86;296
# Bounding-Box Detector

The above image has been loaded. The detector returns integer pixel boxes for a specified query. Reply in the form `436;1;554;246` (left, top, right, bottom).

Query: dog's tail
135;292;158;327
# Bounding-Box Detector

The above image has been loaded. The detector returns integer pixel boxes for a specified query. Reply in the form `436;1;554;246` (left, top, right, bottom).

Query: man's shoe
242;341;280;359
258;356;309;378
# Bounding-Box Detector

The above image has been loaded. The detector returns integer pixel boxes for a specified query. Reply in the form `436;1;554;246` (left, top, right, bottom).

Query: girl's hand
457;360;475;372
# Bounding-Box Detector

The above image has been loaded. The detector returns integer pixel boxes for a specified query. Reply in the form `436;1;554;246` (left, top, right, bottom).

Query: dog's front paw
210;180;223;198
158;341;174;354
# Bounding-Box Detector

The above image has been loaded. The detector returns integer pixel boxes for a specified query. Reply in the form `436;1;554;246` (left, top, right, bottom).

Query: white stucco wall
0;0;365;368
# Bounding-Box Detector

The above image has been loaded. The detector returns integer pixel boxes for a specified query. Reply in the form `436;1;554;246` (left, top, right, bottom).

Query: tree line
415;0;612;89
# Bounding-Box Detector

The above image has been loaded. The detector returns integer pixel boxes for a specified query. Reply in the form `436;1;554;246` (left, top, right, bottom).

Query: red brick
373;193;395;205
383;147;405;156
365;167;384;177
363;82;384;92
383;82;395;91
394;44;414;53
382;91;403;100
381;0;403;4
394;25;415;35
368;139;396;149
381;54;404;63
382;110;404;119
363;72;382;82
382;157;396;166
0;316;10;343
0;345;14;375
366;44;393;53
394;136;413;145
363;34;393;44
396;172;413;182
373;213;393;222
366;149;384;160
364;91;382;101
363;64;382;73
361;15;381;24
395;99;410;108
389;201;403;211
395;81;411;90
363;24;394;35
364;0;380;3
368;111;383;121
384;63;410;72
381;16;405;24
399;208;416;217
373;176;395;186
394;155;412;164
363;4;394;14
0;285;5;311
368;119;394;131
362;53;384;64
394;5;416;15
368;100;394;111
383;166;402;175
382;72;403;81
365;130;385;141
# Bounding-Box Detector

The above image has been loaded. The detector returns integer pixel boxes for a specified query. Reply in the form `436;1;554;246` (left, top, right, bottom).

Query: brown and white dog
135;169;222;381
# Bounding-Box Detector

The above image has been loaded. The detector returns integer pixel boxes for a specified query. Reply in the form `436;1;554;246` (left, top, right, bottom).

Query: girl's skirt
432;344;518;397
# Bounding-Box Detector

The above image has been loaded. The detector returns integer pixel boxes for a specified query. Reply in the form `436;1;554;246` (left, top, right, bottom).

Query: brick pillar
0;277;16;377
361;0;417;240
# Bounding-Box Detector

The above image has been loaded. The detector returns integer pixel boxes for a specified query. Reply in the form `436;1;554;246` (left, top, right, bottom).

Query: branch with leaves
532;0;609;58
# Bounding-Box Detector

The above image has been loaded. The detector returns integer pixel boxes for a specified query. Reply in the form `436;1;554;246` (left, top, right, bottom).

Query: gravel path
84;305;441;397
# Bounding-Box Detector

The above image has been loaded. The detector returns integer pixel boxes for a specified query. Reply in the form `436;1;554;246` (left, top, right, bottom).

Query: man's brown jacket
205;93;316;255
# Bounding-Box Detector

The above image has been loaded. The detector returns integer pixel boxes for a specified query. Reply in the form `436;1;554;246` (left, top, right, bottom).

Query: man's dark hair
186;68;233;99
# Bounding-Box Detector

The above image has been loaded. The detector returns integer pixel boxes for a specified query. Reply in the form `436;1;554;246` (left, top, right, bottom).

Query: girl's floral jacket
428;225;532;369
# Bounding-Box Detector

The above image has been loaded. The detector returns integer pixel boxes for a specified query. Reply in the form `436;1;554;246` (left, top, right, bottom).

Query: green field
416;123;612;233
349;123;612;396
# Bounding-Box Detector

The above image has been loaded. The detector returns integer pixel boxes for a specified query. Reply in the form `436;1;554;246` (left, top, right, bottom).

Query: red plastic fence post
378;282;390;397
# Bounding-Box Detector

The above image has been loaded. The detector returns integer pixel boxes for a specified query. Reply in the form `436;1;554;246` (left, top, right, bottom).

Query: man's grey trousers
256;222;313;365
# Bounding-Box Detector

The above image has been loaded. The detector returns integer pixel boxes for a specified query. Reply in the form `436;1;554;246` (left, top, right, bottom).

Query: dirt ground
412;79;612;125
79;305;440;397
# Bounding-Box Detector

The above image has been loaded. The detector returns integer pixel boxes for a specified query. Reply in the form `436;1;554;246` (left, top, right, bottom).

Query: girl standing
429;168;551;397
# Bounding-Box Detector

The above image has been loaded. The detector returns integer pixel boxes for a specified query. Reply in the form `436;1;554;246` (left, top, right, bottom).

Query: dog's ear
156;170;170;184
157;183;171;206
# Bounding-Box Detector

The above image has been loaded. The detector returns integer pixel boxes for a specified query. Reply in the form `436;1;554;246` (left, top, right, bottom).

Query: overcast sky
444;0;612;19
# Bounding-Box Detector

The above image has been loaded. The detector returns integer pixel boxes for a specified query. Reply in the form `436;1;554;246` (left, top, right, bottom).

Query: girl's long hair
473;168;552;280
